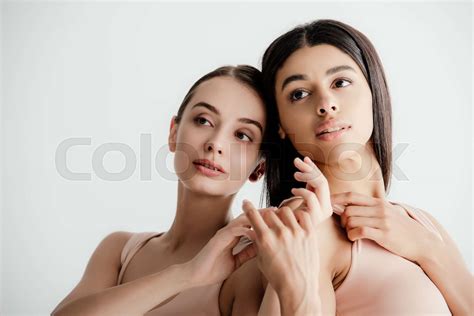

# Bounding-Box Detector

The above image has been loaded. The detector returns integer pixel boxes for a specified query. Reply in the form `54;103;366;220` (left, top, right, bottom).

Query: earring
251;170;262;181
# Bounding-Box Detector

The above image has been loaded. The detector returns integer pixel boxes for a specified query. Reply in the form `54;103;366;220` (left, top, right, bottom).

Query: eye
235;131;252;142
290;89;310;102
194;116;212;127
333;78;352;88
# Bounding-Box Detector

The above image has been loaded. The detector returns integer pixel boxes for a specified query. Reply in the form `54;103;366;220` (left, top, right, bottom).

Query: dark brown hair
261;19;392;207
175;65;265;124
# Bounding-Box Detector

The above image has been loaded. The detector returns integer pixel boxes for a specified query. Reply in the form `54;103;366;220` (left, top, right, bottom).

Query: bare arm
51;232;196;316
53;215;256;316
418;210;474;315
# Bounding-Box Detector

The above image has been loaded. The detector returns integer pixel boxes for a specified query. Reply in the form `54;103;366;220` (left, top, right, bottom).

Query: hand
242;200;321;314
293;156;333;224
186;213;259;287
331;192;439;265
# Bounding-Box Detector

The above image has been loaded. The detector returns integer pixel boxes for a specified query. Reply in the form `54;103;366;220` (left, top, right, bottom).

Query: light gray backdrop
2;1;473;315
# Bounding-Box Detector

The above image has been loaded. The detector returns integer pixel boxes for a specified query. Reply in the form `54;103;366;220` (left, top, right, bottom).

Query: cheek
229;144;259;178
173;143;194;176
345;87;373;138
173;128;201;175
278;104;313;137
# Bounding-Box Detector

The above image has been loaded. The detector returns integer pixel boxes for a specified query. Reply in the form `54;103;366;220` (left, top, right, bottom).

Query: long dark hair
261;19;393;207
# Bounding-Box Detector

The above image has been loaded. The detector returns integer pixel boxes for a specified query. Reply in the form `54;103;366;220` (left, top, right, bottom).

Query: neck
316;143;386;199
163;181;234;251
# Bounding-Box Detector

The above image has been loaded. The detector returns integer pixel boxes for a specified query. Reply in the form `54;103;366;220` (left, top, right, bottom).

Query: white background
2;1;472;315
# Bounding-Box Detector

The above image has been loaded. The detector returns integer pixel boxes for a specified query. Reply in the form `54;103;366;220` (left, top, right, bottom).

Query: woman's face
274;44;373;165
169;77;266;196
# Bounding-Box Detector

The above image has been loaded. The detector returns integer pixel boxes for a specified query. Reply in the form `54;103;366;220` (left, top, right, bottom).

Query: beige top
116;202;451;315
333;201;451;315
117;232;221;316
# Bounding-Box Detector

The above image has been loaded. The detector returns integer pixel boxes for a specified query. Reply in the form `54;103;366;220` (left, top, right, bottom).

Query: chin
181;177;231;197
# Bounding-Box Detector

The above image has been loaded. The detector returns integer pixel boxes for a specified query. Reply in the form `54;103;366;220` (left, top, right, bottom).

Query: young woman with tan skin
221;19;473;315
51;65;316;316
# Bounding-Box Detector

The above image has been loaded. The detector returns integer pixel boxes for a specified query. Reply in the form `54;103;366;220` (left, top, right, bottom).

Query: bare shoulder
219;258;263;316
83;231;134;272
416;208;445;231
416;209;462;251
51;231;134;314
408;207;474;274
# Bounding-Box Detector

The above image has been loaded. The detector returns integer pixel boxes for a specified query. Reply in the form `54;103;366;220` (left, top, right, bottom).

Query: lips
192;159;226;173
315;120;351;137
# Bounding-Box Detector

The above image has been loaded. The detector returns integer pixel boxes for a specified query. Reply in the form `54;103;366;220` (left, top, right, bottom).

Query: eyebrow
192;102;220;115
191;102;263;134
280;65;356;91
238;118;263;134
326;65;356;76
281;74;307;91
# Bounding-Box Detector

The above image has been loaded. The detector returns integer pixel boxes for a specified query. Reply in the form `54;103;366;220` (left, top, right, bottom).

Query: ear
278;125;286;140
168;116;178;152
249;160;265;182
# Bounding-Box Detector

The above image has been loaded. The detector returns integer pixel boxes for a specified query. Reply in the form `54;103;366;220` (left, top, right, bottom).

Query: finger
294;210;313;232
262;206;279;213
294;157;314;173
294;171;328;202
243;200;268;238
263;209;286;232
294;159;331;213
293;156;324;180
294;171;326;186
303;156;324;178
344;216;384;230
331;192;378;207
303;156;318;169
344;205;379;218
234;243;257;269
231;206;277;228
346;226;383;242
229;226;254;238
227;213;251;228
340;205;380;228
278;196;302;208
216;226;252;249
277;206;300;232
291;187;321;221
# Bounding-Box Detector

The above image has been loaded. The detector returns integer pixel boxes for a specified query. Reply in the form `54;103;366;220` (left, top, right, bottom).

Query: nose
316;98;339;116
205;141;223;155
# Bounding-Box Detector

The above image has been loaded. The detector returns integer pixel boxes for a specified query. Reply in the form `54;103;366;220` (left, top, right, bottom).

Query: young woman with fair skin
222;19;473;315
51;65;315;316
